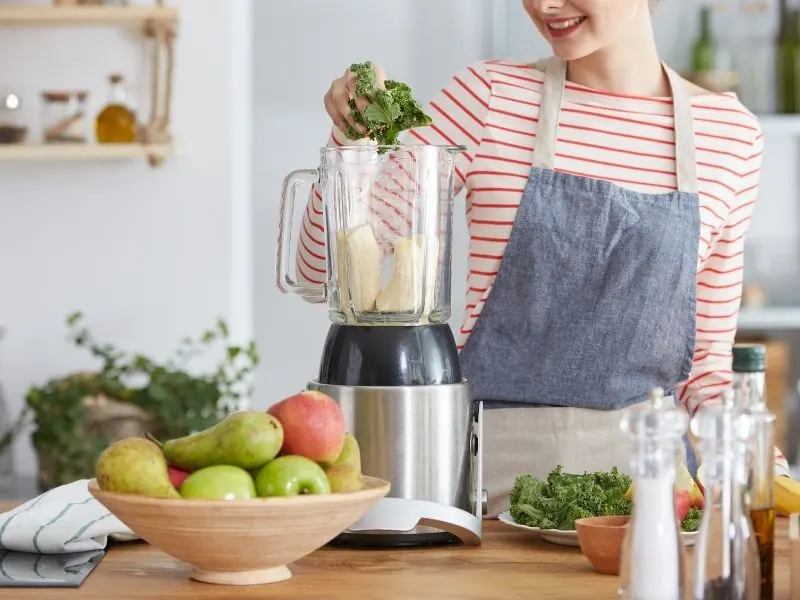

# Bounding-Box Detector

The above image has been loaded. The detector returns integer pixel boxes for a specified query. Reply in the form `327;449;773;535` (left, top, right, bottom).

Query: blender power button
470;433;478;456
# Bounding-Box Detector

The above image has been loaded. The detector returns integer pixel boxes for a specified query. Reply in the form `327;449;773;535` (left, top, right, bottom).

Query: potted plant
0;311;259;491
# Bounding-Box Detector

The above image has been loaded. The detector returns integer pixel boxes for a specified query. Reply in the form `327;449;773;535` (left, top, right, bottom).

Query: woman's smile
544;16;588;38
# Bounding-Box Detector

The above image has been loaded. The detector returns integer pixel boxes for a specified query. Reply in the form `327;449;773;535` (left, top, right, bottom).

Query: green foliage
509;465;704;532
0;312;259;490
344;61;433;149
510;465;633;531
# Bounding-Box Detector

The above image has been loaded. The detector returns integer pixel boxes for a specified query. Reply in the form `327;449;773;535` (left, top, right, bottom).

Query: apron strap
532;56;699;195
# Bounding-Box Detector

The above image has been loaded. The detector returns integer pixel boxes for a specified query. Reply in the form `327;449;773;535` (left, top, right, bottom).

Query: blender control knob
470;433;479;456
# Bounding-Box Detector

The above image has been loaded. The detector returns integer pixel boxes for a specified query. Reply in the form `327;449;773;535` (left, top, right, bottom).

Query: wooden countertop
2;509;794;600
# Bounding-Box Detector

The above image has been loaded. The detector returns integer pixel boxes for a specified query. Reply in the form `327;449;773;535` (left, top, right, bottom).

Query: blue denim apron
459;56;701;494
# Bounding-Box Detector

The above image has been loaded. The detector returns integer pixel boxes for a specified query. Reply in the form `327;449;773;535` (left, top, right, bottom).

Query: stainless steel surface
309;380;477;530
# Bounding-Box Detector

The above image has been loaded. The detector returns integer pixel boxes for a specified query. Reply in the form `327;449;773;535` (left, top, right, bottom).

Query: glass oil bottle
618;387;688;600
732;343;775;600
95;74;137;144
691;391;760;600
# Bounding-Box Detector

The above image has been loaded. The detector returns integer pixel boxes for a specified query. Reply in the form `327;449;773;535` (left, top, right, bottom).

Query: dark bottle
692;6;718;74
776;7;800;113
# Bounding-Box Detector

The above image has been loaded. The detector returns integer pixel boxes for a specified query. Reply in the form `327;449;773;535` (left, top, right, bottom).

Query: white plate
498;511;699;548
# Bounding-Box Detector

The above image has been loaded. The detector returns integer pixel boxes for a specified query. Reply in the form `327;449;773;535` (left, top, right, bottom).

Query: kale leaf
681;506;703;532
344;61;433;147
509;465;633;531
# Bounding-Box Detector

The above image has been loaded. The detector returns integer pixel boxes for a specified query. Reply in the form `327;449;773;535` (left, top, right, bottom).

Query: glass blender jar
276;144;465;327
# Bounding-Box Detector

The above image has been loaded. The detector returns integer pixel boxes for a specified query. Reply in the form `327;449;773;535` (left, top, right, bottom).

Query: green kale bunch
344;61;433;147
681;506;702;532
509;465;705;532
509;465;633;530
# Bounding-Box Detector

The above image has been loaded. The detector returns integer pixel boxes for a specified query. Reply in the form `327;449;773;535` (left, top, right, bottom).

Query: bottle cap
620;387;688;442
732;343;766;372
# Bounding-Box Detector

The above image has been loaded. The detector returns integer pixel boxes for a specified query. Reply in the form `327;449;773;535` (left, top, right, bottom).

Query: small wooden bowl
88;476;390;586
574;515;629;575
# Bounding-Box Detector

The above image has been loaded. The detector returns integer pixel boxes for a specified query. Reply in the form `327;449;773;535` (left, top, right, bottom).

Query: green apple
254;455;332;497
179;465;256;500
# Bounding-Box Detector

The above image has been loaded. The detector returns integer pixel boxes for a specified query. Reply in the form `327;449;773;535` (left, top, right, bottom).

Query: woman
300;0;791;518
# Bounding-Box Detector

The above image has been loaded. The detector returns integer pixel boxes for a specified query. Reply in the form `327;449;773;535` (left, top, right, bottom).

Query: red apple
267;390;346;465
168;465;191;490
674;489;691;523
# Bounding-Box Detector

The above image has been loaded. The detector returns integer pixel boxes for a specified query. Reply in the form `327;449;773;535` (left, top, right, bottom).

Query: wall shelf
0;143;174;166
0;5;178;27
756;114;800;136
0;2;178;168
738;307;800;330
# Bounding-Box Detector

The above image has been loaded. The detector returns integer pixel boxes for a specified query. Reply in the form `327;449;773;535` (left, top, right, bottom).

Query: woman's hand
324;63;387;137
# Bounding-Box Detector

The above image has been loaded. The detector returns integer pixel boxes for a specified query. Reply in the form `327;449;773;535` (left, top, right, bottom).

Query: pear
95;437;180;499
323;432;364;493
159;410;284;471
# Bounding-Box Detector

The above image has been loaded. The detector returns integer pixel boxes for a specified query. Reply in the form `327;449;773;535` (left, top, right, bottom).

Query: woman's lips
545;16;587;39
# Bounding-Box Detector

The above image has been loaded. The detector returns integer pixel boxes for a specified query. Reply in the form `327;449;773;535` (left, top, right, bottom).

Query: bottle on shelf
733;343;776;600
618;387;688;600
690;5;739;93
691;391;761;600
95;74;138;144
776;6;800;113
692;5;719;74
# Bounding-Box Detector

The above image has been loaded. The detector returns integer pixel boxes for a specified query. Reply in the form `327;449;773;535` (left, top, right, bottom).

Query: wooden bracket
141;13;176;168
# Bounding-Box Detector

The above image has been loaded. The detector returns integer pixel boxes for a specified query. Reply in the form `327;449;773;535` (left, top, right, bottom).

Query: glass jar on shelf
40;90;89;144
0;92;27;145
95;74;138;144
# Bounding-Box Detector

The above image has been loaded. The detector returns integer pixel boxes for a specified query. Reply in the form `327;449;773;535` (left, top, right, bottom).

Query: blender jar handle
275;168;327;302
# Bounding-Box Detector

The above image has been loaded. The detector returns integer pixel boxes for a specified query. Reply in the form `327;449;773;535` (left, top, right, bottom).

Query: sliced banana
339;224;382;314
375;233;439;314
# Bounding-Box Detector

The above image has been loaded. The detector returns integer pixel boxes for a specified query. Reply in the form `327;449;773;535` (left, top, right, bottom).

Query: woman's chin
548;39;600;62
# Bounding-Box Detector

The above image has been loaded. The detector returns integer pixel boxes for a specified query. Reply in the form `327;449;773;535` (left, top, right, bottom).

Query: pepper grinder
691;390;760;600
618;387;689;600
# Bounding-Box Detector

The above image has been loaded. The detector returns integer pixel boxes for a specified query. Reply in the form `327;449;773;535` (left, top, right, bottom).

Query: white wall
0;0;253;476
251;0;497;407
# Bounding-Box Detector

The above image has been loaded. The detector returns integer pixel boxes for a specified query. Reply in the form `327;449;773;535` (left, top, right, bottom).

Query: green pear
323;433;364;493
179;465;257;500
160;410;284;471
95;437;179;499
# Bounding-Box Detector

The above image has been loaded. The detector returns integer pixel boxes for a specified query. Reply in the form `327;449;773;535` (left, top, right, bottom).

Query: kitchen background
0;0;798;489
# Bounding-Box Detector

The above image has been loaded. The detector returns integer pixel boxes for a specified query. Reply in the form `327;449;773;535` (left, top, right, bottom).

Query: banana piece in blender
339;224;382;313
376;237;423;313
376;234;438;314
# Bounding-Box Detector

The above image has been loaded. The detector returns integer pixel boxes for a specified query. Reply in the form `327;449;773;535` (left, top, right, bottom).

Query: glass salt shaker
618;387;688;600
691;391;760;600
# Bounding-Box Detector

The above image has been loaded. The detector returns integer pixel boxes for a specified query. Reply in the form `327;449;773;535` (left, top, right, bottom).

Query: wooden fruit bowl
88;476;390;586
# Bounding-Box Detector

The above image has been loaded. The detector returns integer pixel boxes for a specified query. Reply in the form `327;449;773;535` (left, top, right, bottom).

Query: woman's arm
292;61;493;291
676;127;791;477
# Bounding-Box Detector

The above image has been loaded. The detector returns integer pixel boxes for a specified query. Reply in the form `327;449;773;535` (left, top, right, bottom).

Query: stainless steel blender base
308;380;485;547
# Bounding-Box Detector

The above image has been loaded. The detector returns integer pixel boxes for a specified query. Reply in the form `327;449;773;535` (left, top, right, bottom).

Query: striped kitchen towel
0;479;138;554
